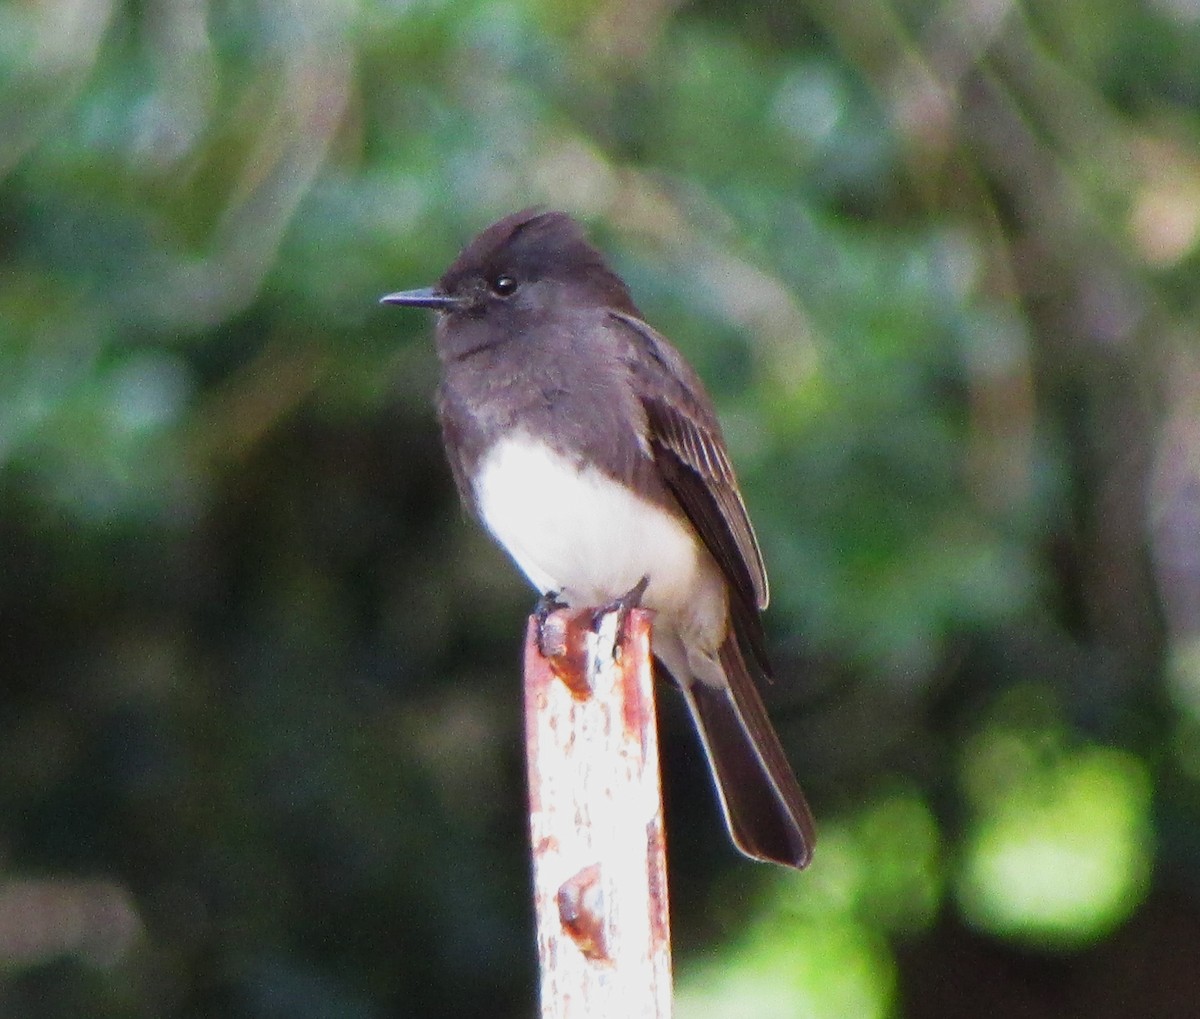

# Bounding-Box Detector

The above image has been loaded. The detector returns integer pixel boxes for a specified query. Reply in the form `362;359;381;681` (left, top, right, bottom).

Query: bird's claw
591;574;650;643
534;589;569;657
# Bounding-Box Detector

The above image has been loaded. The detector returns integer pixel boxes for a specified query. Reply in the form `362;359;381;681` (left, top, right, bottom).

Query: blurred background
2;0;1199;1015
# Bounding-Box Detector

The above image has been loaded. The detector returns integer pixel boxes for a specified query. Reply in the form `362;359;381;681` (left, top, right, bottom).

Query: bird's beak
379;287;462;310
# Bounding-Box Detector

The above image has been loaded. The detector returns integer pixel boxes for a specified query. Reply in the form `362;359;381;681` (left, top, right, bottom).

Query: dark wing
608;310;772;676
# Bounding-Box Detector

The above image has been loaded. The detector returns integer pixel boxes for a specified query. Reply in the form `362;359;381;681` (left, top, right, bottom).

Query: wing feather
608;310;772;675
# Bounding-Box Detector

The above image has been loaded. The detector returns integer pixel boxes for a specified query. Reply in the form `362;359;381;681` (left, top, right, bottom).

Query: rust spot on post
536;609;595;697
557;864;609;962
618;612;655;756
646;818;669;947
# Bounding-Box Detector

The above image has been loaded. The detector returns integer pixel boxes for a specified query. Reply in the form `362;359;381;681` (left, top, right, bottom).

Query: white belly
473;433;727;648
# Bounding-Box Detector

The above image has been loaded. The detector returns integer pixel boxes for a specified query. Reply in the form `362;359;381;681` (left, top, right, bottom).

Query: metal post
524;607;673;1019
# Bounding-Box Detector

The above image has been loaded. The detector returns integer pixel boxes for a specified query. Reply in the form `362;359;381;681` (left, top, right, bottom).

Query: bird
381;208;815;868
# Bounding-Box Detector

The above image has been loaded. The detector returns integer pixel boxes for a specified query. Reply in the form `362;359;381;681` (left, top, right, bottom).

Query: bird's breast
473;433;726;647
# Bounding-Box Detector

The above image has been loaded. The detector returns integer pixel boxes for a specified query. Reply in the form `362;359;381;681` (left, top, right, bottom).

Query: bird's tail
680;636;815;869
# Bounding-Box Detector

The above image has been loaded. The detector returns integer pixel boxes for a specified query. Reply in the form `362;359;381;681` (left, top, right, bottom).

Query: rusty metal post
524;607;672;1019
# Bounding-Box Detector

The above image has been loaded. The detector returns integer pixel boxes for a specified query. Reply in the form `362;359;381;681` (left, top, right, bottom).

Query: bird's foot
591;575;650;643
534;589;569;658
534;588;568;627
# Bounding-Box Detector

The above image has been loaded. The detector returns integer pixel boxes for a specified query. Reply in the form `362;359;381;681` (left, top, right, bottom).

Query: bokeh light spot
956;708;1153;948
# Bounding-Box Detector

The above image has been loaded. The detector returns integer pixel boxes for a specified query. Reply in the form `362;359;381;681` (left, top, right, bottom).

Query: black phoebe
381;209;815;868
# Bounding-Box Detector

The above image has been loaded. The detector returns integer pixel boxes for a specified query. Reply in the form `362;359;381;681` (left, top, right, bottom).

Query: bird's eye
490;275;518;296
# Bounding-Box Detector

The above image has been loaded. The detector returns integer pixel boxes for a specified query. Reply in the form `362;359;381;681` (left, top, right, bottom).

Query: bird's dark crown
437;208;639;317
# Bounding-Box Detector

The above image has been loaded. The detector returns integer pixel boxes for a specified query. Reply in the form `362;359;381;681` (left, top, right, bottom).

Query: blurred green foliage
2;0;1200;1016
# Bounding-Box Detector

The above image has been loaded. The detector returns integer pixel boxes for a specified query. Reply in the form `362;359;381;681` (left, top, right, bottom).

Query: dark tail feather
681;637;815;869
